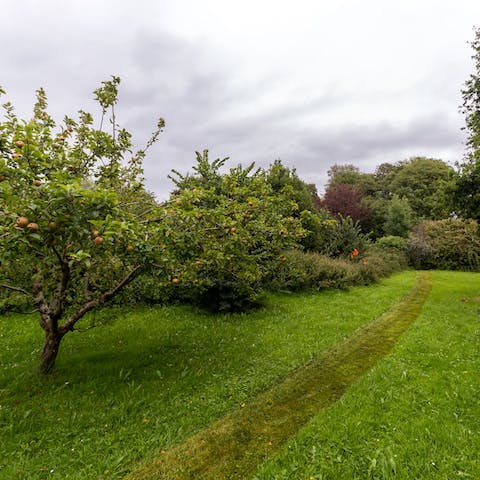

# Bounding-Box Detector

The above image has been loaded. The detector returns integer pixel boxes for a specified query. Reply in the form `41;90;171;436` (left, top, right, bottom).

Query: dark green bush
270;245;408;293
190;278;263;312
315;215;369;257
407;219;480;271
269;250;360;292
358;244;409;284
375;235;407;252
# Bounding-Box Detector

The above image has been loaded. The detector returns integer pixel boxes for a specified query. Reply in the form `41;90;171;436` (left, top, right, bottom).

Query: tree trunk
40;332;62;374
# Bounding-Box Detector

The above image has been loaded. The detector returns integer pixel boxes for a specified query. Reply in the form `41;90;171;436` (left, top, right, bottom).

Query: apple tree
0;77;166;373
153;151;306;311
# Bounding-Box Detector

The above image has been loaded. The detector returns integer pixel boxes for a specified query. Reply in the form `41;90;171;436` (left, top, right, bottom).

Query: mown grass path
126;272;433;480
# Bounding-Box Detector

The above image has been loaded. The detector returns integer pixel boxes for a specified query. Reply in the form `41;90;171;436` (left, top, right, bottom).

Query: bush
407;219;480;271
270;244;409;293
375;235;407;252
358;244;409;284
269;250;360;292
313;215;369;257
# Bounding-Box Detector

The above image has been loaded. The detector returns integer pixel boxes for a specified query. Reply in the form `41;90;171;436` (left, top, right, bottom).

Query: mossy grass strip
126;272;432;480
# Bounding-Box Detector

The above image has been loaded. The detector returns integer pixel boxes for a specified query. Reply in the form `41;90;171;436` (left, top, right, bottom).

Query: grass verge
125;272;432;479
0;272;416;479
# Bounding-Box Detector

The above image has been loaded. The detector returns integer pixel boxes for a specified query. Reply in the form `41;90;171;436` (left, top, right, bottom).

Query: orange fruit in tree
230;227;237;234
12;152;22;159
27;222;39;230
33;179;42;186
16;216;29;228
48;221;57;230
171;277;180;284
197;213;204;219
94;236;104;245
15;140;24;148
126;245;134;252
93;230;100;237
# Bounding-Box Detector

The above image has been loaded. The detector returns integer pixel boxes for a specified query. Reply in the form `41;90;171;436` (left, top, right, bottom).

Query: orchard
0;79;305;372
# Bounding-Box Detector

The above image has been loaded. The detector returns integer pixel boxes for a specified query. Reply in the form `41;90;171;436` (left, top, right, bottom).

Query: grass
0;271;417;479
1;270;478;479
126;272;432;479
253;270;480;479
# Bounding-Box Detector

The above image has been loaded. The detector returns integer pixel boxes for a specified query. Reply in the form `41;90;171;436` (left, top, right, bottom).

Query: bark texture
40;331;63;374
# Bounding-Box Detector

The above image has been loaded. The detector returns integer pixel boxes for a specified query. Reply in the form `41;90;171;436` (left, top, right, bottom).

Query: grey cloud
0;1;471;202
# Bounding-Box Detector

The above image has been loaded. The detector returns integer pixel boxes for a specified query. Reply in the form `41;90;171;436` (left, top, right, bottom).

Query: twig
0;283;30;295
72;324;97;333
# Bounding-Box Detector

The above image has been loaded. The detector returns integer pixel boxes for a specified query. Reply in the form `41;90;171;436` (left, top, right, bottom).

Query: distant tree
386;157;455;219
362;196;390;239
322;183;371;224
383;194;415;237
327;163;377;195
374;162;403;198
456;27;480;220
327;164;361;185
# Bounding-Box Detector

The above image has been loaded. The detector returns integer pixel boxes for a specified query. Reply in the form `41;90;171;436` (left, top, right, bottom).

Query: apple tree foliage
151;150;306;311
0;77;166;373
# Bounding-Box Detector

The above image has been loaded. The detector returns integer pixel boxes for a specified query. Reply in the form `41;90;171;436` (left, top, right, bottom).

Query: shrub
269;250;361;292
407;219;480;271
375;235;408;252
270;240;410;293
314;215;369;257
358;244;409;284
117;272;184;306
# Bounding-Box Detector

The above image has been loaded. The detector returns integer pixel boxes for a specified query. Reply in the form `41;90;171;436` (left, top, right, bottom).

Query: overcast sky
1;0;479;199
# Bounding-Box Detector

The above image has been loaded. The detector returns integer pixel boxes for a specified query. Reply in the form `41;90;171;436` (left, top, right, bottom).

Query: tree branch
5;308;39;315
0;283;30;296
59;264;143;336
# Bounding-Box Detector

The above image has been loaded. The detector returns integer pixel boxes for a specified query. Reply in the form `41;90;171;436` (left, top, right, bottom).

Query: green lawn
1;270;478;479
1;272;415;479
253;270;480;479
